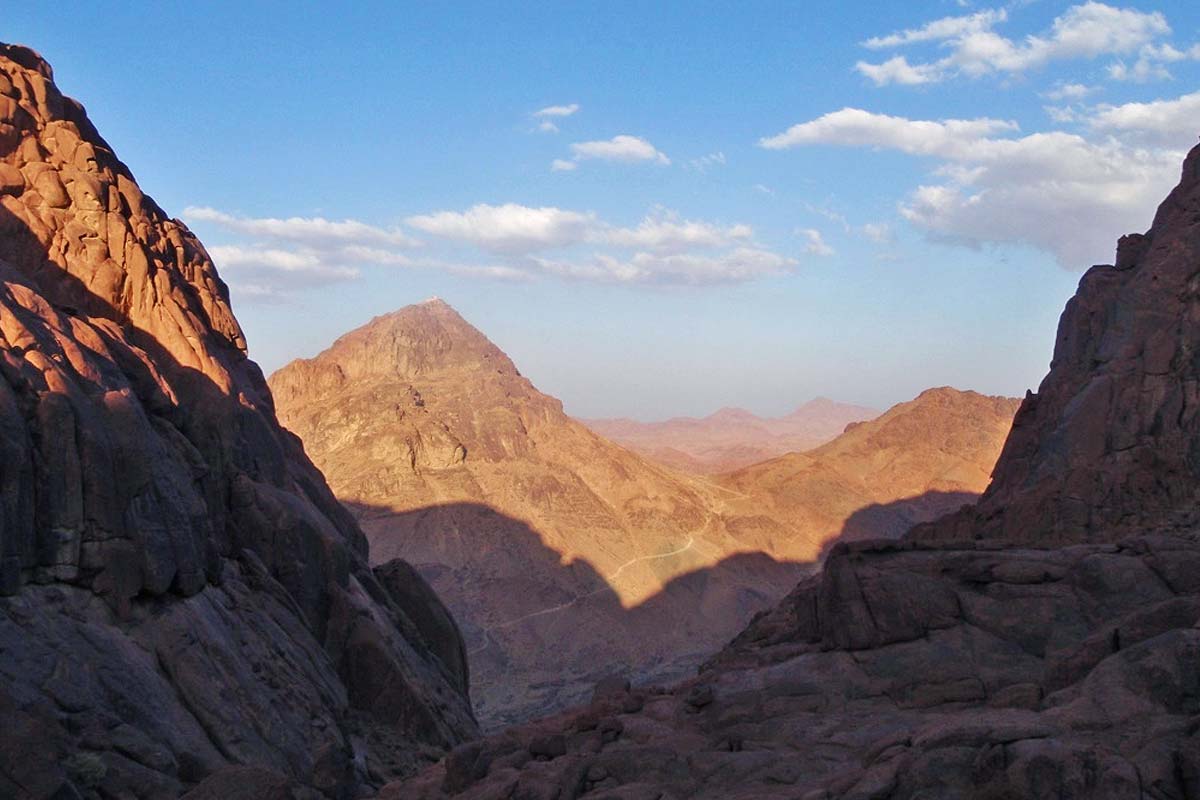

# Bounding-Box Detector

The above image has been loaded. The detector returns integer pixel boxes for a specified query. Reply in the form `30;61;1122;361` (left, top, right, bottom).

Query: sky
8;2;1200;419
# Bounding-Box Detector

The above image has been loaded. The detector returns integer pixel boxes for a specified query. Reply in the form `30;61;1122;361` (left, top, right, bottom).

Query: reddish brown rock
0;43;475;799
916;144;1200;545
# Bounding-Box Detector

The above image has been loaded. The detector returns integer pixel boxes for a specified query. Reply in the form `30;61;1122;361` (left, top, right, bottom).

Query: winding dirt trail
468;535;697;656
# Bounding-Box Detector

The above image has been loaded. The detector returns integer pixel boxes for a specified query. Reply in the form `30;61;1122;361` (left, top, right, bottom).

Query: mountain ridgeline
582;398;879;474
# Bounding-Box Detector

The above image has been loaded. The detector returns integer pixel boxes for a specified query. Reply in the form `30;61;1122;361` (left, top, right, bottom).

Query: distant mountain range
582;398;879;473
269;299;1018;729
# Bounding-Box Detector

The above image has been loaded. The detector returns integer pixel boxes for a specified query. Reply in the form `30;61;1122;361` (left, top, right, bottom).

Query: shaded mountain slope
583;397;878;474
382;144;1200;800
0;44;474;800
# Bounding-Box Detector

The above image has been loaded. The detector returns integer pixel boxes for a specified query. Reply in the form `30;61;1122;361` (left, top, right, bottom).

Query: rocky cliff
381;146;1200;800
0;44;475;799
919;143;1200;546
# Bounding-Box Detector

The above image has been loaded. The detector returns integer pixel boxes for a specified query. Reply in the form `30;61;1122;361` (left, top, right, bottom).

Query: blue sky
9;2;1200;418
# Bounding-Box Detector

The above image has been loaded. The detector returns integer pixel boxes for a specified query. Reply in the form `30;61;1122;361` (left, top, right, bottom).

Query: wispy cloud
185;207;418;301
856;3;1177;86
686;151;727;172
862;9;1007;50
404;202;794;285
192;201;793;290
185;207;419;247
797;228;835;257
405;203;597;253
531;247;795;286
531;103;580;133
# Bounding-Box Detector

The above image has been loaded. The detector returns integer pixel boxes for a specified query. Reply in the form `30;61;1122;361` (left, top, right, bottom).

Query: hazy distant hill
582;398;879;474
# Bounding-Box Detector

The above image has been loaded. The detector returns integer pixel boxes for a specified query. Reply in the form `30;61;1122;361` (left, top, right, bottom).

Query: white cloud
533;103;580;118
184;207;418;247
531;104;580;134
863;9;1007;49
532;247;796;286
798;228;835;256
405;203;596;253
198;200;793;290
1089;91;1200;145
759;108;1018;156
1042;82;1098;101
568;135;670;165
605;210;752;253
206;244;361;302
855;56;942;86
1108;42;1200;82
185;207;420;302
551;158;577;171
759;107;1185;267
857;2;1174;86
804;204;852;233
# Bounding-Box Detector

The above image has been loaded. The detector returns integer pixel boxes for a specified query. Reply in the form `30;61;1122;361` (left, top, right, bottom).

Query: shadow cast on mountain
818;489;982;562
342;491;984;728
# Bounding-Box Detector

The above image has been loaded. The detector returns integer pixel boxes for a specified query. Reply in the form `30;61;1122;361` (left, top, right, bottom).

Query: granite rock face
919;143;1200;545
0;43;475;799
380;146;1200;799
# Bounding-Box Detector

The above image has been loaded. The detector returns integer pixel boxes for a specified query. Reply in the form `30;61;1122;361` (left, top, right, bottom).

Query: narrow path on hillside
467;535;697;656
683;474;752;501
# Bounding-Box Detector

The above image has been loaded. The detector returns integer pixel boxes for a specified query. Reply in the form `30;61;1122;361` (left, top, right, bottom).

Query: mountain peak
271;299;520;404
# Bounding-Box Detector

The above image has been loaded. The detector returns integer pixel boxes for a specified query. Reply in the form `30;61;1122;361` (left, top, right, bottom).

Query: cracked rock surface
0;43;476;799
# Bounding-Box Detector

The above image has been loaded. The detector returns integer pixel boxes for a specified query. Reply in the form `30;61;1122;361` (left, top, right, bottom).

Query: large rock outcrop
0;43;475;799
919;143;1200;545
382;146;1200;799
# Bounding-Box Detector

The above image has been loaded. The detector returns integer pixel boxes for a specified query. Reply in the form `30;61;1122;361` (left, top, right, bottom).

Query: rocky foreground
0;44;475;799
379;147;1200;797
